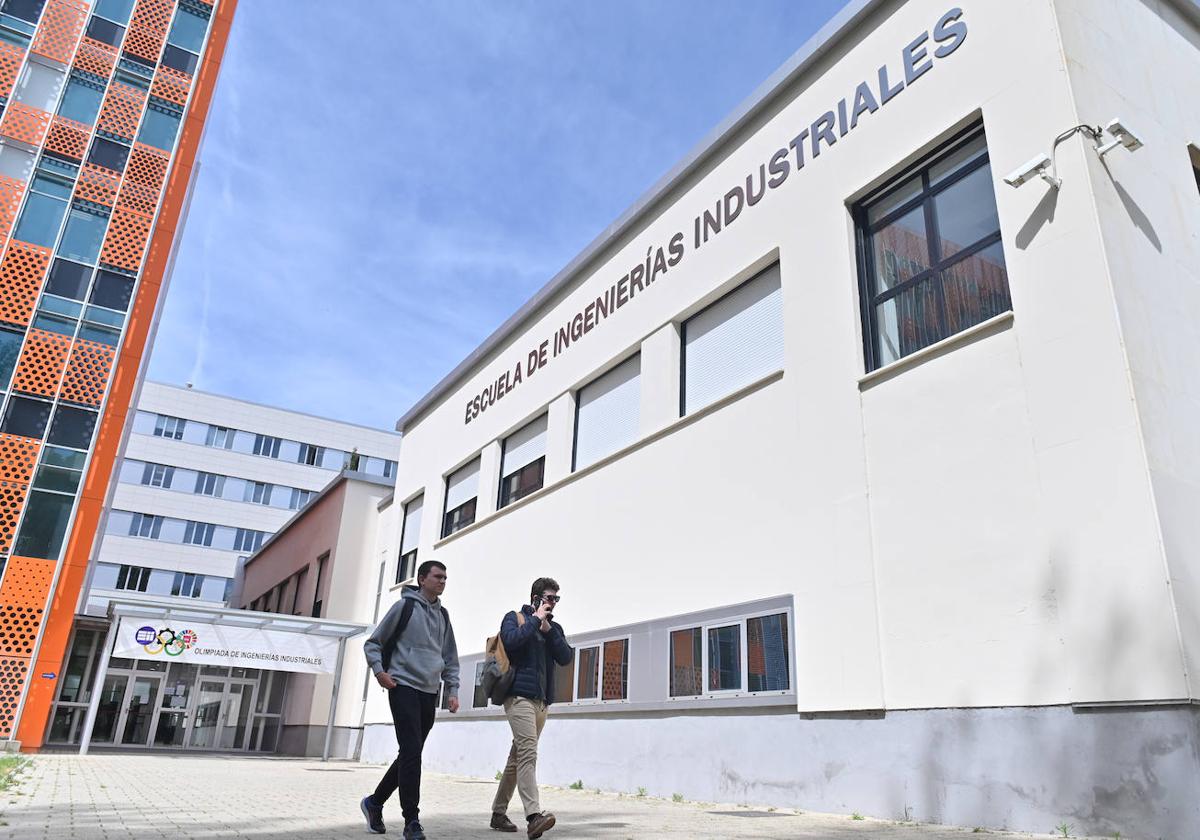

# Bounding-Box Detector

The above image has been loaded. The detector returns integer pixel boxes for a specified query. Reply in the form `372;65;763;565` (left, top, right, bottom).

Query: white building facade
360;0;1200;836
46;381;398;750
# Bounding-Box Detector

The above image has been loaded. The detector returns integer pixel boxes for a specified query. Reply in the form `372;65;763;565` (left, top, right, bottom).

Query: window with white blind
397;494;423;583
681;263;784;415
499;414;547;509
573;354;640;471
442;458;480;538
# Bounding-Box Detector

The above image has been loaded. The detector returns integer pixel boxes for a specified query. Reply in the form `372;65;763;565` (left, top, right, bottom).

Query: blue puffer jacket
499;605;573;704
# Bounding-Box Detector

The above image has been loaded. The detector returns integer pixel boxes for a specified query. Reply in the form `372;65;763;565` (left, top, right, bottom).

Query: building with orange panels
0;0;237;751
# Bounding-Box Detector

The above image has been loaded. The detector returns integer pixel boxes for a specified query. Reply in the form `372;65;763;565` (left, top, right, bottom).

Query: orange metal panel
59;338;115;407
0;103;52;148
0;556;56;738
16;0;240;753
0;482;29;555
11;328;72;399
96;82;146;143
0;241;52;327
123;0;174;64
0;41;24;101
43;115;91;161
115;179;158;215
126;142;169;191
150;65;191;106
0;435;41;486
30;0;89;65
73;163;120;207
73;36;117;79
0;174;25;245
99;207;152;272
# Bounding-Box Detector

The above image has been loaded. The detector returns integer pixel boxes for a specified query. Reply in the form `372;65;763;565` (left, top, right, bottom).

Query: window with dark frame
441;459;479;538
397;494;422;584
855;124;1010;371
311;552;328;617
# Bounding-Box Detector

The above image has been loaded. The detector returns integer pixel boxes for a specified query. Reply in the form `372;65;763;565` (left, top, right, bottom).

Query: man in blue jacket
489;577;573;838
361;560;459;839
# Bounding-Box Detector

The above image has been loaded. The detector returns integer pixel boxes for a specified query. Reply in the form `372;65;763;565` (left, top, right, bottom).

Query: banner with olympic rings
113;617;345;674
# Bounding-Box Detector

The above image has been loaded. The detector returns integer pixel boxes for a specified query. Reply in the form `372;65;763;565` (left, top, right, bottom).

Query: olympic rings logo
135;625;197;656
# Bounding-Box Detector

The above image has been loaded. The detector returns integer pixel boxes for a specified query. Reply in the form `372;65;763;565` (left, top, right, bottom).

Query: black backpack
384;598;451;665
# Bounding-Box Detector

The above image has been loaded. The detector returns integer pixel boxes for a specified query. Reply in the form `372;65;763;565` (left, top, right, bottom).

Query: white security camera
1096;118;1143;156
1004;153;1059;189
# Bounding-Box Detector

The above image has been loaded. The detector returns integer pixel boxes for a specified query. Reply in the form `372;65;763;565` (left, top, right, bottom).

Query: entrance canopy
79;600;367;759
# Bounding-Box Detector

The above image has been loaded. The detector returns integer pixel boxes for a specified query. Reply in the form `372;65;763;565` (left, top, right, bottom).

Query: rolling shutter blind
502;414;547;478
400;495;423;554
444;458;480;511
682;264;783;415
574;354;640;471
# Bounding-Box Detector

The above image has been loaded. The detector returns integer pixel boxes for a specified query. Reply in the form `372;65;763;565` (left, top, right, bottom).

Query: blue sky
147;1;848;429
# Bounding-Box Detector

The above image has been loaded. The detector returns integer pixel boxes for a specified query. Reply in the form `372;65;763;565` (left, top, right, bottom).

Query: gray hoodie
363;586;459;696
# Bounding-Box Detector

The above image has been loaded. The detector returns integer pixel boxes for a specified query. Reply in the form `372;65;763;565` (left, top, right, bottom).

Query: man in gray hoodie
361;560;459;840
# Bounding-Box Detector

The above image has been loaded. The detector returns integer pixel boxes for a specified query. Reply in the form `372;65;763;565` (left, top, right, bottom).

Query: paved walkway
0;754;1104;839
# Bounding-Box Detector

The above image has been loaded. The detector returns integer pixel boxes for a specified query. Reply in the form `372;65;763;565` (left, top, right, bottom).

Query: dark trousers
373;685;438;824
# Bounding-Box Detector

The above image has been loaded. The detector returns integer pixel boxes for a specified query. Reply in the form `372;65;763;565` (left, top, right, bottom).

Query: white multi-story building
45;381;397;750
355;0;1200;837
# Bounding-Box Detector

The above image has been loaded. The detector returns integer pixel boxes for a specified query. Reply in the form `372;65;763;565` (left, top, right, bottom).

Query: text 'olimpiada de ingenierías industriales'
464;7;968;425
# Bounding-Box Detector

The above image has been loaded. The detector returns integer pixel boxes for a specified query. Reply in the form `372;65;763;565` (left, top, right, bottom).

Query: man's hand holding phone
534;600;552;633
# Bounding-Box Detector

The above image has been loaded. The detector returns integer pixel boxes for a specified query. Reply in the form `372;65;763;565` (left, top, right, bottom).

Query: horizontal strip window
119;459;321;511
446;597;793;716
105;509;267;554
92;561;231;602
131;411;396;477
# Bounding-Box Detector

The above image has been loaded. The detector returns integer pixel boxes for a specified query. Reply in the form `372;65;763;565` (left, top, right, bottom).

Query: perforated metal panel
0;483;28;555
99;207;152;273
126;143;168;192
0;435;42;486
116;179;158;215
151;66;191;106
61;338;116;406
44;115;91;161
73;37;118;79
0;241;52;327
12;328;72;398
30;0;89;65
0;555;56;736
0;41;24;101
0;103;53;148
96;82;147;143
0;175;25;246
75;162;120;207
124;0;175;64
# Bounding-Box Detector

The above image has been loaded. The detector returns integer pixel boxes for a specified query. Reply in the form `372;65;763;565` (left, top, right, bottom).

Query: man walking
490;577;573;838
361;560;459;839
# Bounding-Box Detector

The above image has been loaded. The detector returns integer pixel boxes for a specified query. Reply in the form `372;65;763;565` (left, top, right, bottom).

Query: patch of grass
569;780;583;790
851;812;865;821
1055;823;1073;838
672;793;684;803
636;787;647;797
0;757;27;792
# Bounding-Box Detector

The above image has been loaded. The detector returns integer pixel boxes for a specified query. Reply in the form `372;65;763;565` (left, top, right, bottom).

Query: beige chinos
492;696;548;817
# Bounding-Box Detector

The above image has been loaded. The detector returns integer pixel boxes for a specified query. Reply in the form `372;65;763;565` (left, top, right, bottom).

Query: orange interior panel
96;82;147;143
72;37;117;79
11;328;72;399
74;163;120;208
123;0;173;64
60;339;116;407
0;174;26;245
43;115;91;162
0;41;24;102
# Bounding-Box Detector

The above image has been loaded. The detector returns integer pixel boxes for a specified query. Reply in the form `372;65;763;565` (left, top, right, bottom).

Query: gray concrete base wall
278;724;360;760
361;705;1200;839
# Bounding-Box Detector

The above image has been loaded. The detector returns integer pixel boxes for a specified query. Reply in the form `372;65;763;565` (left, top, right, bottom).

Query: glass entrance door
119;676;161;746
216;681;256;750
153;663;199;747
90;673;128;744
188;680;226;749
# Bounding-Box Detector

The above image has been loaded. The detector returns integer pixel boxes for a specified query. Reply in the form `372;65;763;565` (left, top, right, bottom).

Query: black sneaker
404;821;427;840
360;795;385;834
